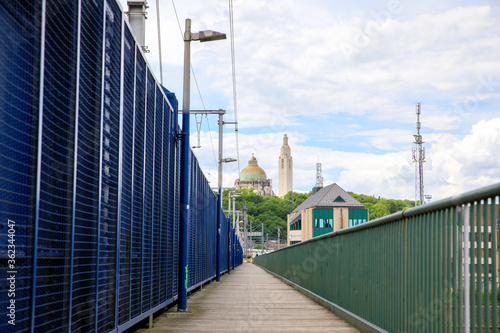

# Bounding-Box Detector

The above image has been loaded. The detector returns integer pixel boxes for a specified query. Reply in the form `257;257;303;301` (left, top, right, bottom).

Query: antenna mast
412;103;425;206
316;162;323;188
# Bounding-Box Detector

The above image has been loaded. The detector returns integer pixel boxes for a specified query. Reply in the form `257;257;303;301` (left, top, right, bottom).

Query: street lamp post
217;113;236;280
189;110;235;280
178;18;225;312
232;191;241;228
243;203;247;259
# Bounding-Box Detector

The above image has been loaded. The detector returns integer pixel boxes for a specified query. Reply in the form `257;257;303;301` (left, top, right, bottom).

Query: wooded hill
222;189;415;241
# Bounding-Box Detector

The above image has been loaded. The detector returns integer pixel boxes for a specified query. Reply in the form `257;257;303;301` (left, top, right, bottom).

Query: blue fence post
178;19;191;311
227;217;231;274
216;188;221;281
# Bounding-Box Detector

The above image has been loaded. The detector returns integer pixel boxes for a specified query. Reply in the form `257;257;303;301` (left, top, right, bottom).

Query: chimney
127;1;148;52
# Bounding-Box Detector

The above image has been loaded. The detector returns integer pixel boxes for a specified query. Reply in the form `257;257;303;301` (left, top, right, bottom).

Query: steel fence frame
254;183;500;332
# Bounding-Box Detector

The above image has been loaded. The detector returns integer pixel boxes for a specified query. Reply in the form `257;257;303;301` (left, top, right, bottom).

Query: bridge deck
137;262;359;332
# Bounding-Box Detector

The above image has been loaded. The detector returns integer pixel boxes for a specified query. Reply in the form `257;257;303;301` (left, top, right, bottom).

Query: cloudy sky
118;0;500;201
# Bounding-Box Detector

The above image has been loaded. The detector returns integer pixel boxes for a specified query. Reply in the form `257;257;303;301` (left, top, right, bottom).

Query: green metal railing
254;183;500;332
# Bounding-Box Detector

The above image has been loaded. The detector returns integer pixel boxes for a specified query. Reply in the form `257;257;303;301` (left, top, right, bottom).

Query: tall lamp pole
178;18;225;312
217;113;236;280
189;109;236;280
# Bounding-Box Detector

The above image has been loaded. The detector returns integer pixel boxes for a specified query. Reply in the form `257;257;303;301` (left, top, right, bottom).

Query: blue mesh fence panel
34;0;79;331
0;1;41;332
220;214;228;273
141;70;154;313
153;85;163;307
70;0;103;331
95;2;121;331
0;1;243;331
161;97;174;301
174;130;181;294
187;153;195;288
130;45;145;319
118;25;135;326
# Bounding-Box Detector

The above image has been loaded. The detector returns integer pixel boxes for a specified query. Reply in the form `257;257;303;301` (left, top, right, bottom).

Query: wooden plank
136;263;359;332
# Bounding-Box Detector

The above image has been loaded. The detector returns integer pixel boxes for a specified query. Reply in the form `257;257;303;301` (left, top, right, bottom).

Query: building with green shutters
287;183;368;245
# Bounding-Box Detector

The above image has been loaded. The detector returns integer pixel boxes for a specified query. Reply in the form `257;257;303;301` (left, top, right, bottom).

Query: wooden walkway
137;262;359;332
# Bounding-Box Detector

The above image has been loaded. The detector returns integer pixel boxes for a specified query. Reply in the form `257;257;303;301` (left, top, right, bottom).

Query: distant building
278;134;293;198
287;183;368;245
234;155;273;196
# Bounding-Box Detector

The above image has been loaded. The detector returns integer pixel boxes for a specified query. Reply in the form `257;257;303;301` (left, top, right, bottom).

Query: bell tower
278;134;293;198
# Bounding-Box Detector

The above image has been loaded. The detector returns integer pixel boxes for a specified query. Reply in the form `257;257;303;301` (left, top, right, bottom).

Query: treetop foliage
222;188;414;240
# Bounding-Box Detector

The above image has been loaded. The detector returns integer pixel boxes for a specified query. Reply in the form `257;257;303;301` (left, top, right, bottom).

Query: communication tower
316;162;323;188
412;103;425;206
311;162;324;195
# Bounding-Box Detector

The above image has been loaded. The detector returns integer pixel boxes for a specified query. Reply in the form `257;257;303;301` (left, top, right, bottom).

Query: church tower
278;134;293;198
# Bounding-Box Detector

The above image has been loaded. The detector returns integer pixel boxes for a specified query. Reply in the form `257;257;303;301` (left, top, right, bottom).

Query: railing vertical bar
393;223;396;331
470;202;476;332
403;217;407;333
391;223;395;331
401;220;405;333
445;208;449;332
458;205;464;333
476;201;482;333
445;208;451;332
419;213;425;332
464;204;471;333
433;209;438;332
411;215;416;333
401;221;404;332
383;226;386;329
445;207;456;332
452;206;458;333
437;209;443;332
482;199;489;332
491;197;498;332
382;226;385;328
418;214;423;333
433;209;439;333
417;214;421;333
388;224;391;330
398;223;401;332
426;212;431;332
444;208;450;332
429;211;434;332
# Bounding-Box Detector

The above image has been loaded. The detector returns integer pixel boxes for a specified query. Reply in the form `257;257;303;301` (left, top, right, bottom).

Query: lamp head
194;30;226;42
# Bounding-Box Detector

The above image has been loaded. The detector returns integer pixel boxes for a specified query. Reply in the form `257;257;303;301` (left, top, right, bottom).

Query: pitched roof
289;183;365;224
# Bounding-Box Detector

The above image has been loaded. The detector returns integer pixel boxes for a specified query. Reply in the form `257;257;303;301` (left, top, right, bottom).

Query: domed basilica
234;154;273;196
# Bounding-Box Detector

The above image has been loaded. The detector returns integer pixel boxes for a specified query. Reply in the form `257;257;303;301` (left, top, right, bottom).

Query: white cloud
425;118;500;197
118;0;500;201
192;118;500;201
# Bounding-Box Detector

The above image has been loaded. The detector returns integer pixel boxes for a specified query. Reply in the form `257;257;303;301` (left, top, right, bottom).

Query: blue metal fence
0;1;243;332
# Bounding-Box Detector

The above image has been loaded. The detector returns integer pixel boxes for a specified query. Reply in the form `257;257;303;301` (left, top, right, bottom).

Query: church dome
240;155;267;181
